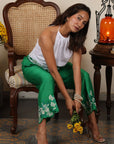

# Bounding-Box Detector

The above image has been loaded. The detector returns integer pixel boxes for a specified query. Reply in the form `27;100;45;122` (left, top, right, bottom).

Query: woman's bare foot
87;122;105;143
87;112;105;143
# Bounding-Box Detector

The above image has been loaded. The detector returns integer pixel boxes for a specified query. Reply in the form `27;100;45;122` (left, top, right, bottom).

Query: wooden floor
0;95;114;144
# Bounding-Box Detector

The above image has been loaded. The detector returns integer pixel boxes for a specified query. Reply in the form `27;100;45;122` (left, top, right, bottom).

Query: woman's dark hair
51;3;91;52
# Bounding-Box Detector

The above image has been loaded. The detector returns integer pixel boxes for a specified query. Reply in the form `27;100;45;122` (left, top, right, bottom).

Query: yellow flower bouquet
67;110;83;134
0;21;8;45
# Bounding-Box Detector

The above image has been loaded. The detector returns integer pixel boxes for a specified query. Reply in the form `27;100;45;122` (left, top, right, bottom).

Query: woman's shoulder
40;25;59;41
42;25;59;34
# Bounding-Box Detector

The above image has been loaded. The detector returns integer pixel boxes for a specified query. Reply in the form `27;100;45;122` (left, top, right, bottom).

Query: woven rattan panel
8;2;57;55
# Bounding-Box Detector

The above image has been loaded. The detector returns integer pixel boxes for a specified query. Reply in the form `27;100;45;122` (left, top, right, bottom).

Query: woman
22;3;105;144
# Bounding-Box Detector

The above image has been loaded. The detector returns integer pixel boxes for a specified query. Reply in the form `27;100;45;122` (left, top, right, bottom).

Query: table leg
94;65;101;122
106;66;112;120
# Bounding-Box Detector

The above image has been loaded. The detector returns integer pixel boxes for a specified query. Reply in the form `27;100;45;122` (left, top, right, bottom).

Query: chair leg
10;88;18;134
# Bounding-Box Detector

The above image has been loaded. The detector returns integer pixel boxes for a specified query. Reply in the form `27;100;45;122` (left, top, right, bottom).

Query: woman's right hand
65;98;75;116
74;100;82;114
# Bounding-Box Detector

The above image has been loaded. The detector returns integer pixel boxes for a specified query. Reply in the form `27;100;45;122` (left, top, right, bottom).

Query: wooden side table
89;44;114;120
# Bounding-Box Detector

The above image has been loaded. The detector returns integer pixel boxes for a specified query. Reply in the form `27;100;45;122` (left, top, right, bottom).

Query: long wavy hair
51;3;91;52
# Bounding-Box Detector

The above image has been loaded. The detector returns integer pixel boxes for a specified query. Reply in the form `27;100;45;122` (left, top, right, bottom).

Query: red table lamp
95;0;114;45
99;16;114;44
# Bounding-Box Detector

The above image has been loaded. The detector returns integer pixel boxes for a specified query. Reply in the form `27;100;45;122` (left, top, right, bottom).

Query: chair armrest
4;43;14;50
5;43;15;76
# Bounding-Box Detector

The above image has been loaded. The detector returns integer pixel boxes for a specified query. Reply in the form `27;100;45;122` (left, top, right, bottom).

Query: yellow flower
79;121;81;125
77;126;83;134
67;124;73;129
79;130;83;134
67;110;83;134
0;21;8;44
74;122;80;128
0;27;2;31
73;128;78;133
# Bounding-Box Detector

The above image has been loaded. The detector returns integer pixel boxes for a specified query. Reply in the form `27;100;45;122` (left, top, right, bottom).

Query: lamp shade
99;16;114;44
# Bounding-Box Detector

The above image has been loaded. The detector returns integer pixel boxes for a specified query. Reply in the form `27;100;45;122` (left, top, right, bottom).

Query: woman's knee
40;74;55;92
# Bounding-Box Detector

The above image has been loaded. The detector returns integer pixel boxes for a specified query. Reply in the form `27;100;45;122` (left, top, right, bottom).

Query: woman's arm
72;49;82;113
39;29;74;115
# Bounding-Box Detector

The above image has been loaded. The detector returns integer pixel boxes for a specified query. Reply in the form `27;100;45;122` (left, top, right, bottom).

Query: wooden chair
3;0;60;134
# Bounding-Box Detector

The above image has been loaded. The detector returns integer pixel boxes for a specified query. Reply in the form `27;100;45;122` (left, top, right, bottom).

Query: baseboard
18;89;74;99
19;91;38;99
99;92;114;101
18;91;114;101
3;91;114;101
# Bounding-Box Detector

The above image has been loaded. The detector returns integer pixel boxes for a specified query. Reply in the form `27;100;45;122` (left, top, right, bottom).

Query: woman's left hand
74;100;82;114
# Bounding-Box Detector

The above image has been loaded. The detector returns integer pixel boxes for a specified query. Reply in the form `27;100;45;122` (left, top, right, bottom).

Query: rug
0;118;113;144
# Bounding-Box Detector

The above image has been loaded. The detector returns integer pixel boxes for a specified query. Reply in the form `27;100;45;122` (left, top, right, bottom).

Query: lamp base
93;43;114;54
98;42;114;45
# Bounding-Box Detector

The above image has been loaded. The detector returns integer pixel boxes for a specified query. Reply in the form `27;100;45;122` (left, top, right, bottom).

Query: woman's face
67;10;89;33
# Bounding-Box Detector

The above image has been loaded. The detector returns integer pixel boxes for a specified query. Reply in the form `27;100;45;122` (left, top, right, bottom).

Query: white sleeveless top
29;28;73;69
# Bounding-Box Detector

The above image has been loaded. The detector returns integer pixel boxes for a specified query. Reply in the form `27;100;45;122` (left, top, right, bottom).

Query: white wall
0;0;114;96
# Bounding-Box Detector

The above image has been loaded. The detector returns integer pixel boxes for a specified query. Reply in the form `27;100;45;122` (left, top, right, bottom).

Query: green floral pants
22;56;97;124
